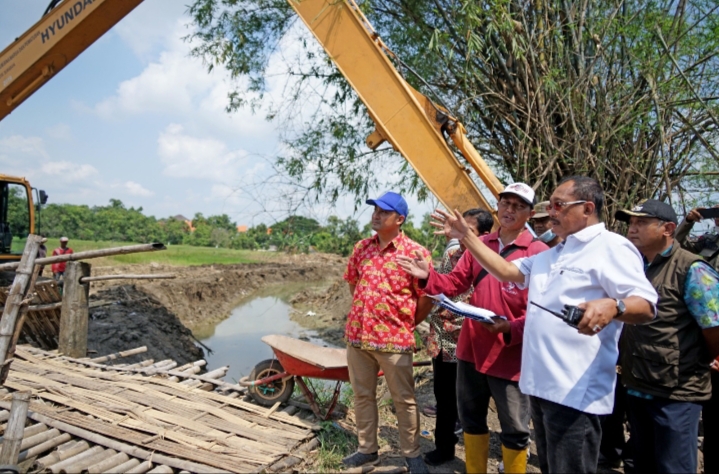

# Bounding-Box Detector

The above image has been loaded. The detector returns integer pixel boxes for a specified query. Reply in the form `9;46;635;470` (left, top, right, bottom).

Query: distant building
172;215;194;232
237;225;248;233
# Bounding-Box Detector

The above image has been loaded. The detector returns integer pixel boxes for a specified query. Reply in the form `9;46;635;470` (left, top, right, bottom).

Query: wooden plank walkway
0;345;318;473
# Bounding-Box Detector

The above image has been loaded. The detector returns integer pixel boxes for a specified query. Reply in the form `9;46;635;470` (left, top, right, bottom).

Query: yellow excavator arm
287;0;504;213
0;0;143;122
0;0;503;214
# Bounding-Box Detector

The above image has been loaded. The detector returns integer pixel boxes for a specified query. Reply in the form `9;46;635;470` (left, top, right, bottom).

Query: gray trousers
456;360;531;450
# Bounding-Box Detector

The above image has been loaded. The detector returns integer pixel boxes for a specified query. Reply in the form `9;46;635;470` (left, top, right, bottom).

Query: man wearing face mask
676;203;719;472
424;176;658;474
676;204;719;272
530;201;562;248
398;183;549;473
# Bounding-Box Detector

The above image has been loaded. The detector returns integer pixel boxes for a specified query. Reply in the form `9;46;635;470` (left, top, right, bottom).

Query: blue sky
0;0;438;227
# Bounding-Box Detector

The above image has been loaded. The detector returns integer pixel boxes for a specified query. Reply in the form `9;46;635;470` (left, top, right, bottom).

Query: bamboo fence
0;345;319;473
0;279;62;350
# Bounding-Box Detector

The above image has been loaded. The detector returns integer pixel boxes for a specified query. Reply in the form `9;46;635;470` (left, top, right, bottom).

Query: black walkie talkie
531;301;585;328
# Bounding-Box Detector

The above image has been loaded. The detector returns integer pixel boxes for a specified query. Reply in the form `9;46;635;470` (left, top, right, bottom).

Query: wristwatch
614;299;626;318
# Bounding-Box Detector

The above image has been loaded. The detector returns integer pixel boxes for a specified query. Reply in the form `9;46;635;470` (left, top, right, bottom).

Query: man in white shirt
424;176;657;473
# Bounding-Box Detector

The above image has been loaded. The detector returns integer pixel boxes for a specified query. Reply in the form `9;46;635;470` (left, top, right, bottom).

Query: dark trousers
431;356;458;453
531;396;601;474
456;360;530;450
600;377;633;467
704;371;719;473
627;394;701;474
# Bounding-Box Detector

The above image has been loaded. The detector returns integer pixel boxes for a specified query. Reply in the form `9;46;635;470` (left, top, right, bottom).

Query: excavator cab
0;175;44;261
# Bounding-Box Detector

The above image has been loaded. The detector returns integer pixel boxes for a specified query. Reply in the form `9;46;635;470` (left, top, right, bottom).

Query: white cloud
45;123;72;141
123;181;154;197
157;124;251;183
0;135;49;159
40;161;99;182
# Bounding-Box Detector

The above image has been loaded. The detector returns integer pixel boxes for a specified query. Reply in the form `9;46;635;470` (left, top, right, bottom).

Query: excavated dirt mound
88;285;204;367
89;254;346;331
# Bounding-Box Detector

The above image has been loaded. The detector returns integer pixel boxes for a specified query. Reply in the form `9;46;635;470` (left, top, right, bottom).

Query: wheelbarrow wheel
248;359;295;407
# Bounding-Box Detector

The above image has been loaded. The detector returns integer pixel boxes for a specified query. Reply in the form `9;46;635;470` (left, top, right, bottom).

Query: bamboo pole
60;448;115;474
0;421;47;442
58;262;91;358
17;426;55;451
79;274;175;283
0;236;42;380
0;243;167;271
85;451;128;474
17;433;72;463
0;391;30;465
89;347;147;364
126;460;153;474
107;458;140;473
146;465;173;474
49;445;104;473
10;406;231;474
35;441;90;470
1;264;43;383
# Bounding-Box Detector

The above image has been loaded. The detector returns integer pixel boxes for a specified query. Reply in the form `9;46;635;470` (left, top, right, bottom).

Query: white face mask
538;229;557;243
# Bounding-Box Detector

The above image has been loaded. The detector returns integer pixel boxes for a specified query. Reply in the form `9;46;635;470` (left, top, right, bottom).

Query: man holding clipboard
398;183;548;473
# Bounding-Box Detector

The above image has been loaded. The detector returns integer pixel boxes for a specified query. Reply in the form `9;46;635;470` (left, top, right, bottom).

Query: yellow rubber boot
501;445;528;474
463;433;489;473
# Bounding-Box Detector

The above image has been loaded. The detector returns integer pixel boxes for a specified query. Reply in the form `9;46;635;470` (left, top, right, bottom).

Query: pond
195;283;332;384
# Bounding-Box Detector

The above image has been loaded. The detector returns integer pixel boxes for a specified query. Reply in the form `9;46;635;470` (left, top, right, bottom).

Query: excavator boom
286;0;504;212
0;0;144;121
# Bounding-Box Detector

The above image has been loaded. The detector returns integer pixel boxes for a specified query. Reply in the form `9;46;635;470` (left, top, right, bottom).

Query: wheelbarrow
239;334;430;420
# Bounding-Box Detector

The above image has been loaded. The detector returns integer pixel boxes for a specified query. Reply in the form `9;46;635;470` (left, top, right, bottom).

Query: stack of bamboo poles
0;345;319;473
0;280;62;350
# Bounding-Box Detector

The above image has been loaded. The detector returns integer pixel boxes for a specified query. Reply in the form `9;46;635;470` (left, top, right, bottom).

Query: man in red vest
51;237;73;281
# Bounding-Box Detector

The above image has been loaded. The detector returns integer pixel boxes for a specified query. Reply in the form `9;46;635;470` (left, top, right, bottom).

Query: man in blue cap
342;191;433;474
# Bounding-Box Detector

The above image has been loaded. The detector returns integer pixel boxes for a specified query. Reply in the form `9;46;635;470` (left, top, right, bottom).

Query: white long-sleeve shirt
513;223;658;415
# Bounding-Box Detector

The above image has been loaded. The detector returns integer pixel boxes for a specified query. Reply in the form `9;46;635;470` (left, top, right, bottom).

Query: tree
189;0;719;224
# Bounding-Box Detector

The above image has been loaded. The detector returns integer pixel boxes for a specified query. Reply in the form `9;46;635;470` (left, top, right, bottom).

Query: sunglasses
547;200;587;212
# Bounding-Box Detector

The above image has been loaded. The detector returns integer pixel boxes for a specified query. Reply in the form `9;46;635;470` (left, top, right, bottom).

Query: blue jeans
530;396;601;474
626;394;702;474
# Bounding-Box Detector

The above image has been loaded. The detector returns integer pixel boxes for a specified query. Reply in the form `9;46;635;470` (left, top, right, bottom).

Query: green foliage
7;184;30;238
32;199;435;258
315;421;359;473
188;0;719;226
12;238;264;266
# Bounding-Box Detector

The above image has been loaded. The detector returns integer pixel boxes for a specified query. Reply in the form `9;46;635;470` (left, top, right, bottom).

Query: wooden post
0;391;31;466
0;235;42;382
58;262;91;358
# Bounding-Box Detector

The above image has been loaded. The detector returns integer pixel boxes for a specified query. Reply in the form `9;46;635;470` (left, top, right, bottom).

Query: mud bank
88;285;204;366
289;278;353;346
89;254;346;331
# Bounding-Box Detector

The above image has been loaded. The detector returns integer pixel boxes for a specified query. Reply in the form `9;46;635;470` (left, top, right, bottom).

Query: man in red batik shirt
399;183;548;474
342;191;433;474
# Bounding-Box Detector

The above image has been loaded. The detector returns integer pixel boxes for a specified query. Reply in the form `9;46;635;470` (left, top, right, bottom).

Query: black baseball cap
615;199;678;225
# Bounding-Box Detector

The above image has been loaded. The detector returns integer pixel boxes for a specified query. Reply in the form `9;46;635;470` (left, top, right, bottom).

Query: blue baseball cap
366;192;408;217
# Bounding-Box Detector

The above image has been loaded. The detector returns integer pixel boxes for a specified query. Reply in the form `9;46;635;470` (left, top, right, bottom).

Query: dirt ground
88;253;346;332
87;285;204;367
72;256;698;473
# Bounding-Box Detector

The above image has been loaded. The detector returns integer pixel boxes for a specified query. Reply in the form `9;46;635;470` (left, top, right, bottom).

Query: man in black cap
616;199;719;474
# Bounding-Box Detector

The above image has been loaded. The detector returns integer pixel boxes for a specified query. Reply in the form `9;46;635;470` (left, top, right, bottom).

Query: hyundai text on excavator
0;0;503;223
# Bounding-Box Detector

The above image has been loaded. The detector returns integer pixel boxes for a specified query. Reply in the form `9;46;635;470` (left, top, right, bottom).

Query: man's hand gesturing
431;209;470;241
397;250;431;279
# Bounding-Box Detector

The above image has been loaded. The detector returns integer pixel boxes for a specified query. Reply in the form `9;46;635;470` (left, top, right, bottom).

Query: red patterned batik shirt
343;232;431;353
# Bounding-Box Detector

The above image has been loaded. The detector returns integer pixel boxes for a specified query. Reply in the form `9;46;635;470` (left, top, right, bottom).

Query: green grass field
11;238;272;267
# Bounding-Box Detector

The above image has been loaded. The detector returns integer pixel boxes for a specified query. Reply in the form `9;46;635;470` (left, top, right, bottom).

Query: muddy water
195;283;331;384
